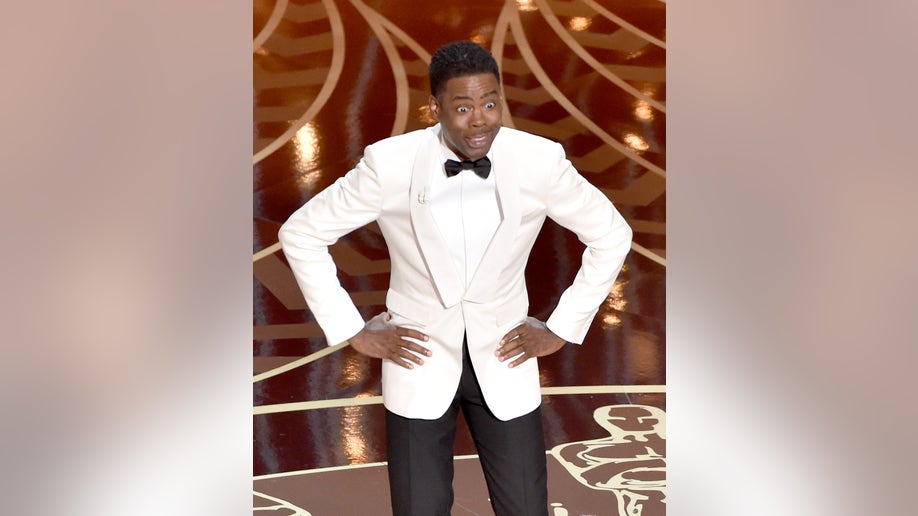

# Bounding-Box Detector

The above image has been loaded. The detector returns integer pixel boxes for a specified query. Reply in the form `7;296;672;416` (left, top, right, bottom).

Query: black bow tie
444;156;491;179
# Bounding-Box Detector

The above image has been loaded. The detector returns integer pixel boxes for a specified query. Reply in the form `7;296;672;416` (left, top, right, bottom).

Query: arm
278;151;383;345
541;142;632;344
278;147;431;366
496;143;632;366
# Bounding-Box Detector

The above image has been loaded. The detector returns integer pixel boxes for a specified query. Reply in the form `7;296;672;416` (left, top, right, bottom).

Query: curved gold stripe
508;8;666;178
255;455;486;480
540;385;666;395
253;490;312;515
253;384;666;415
360;5;430;62
253;341;350;383
349;0;436;132
253;241;282;262
253;0;290;52
256;461;388;480
492;1;518;129
631;241;666;267
348;0;410;136
253;0;346;164
582;0;666;49
255;395;384;415
534;0;665;113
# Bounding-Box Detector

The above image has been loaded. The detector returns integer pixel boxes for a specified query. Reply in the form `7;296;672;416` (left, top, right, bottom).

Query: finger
396;347;426;366
388;351;417;369
390;357;415;369
499;328;522;346
398;348;426;365
399;339;432;358
396;326;429;342
497;341;525;362
508;350;530;368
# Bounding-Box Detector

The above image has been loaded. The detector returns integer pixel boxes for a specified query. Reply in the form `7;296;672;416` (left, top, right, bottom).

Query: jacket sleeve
542;142;633;344
277;146;384;346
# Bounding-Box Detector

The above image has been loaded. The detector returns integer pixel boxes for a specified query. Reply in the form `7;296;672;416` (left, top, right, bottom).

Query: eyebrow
450;90;499;101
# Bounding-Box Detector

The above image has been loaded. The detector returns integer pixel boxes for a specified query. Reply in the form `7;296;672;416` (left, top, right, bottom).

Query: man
279;40;632;515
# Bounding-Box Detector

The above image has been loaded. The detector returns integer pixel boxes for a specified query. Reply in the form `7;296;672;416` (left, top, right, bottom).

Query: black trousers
385;337;548;516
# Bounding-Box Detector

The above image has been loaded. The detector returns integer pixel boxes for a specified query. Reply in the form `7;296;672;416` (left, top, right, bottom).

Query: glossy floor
253;0;665;514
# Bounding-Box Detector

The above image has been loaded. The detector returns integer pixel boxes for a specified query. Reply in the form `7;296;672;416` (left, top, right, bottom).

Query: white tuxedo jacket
279;124;632;421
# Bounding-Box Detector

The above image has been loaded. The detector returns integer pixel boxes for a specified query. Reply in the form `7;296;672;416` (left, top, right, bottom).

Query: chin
465;144;493;159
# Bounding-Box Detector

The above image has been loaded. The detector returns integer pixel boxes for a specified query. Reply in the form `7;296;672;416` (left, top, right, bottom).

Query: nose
470;109;485;127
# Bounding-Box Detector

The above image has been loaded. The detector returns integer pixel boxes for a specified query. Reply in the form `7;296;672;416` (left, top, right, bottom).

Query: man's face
429;72;502;161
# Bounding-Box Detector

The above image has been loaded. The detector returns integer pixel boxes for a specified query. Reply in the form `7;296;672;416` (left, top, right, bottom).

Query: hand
348;313;431;369
495;317;566;368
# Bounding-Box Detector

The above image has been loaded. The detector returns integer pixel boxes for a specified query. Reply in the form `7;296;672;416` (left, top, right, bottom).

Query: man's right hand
348;313;431;369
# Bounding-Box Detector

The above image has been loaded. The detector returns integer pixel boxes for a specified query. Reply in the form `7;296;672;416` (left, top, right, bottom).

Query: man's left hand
496;317;566;368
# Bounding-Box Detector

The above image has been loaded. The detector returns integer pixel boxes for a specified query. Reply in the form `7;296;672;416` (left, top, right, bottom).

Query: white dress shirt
429;141;501;289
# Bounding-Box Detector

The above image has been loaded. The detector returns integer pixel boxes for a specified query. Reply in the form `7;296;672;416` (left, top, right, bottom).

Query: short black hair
429;41;500;97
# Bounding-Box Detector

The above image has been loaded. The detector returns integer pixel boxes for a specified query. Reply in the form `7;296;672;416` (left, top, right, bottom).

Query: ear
428;94;440;121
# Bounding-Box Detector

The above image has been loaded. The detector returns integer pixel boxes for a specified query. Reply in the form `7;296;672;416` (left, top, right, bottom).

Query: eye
457;106;469;113
485;102;496;109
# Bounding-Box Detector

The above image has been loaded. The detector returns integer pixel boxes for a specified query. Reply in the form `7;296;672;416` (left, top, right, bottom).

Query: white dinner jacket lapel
464;131;521;303
408;127;463;307
407;126;522;307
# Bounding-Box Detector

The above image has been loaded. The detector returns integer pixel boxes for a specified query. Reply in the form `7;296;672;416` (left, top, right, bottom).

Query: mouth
466;133;490;148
